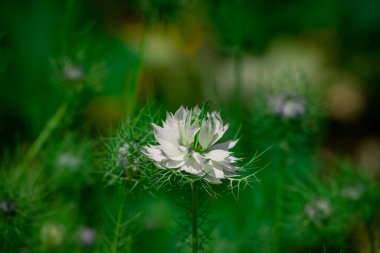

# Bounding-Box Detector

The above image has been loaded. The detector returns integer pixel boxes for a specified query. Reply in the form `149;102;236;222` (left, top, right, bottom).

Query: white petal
174;106;188;121
198;120;215;150
144;145;160;154
198;112;229;150
224;156;241;163
159;139;186;161
192;152;204;164
204;150;231;161
203;174;221;184
151;153;166;162
163;160;185;168
181;165;202;175
210;140;238;151
214;124;229;143
163;113;177;129
212;168;224;178
178;111;198;146
180;126;199;146
211;160;241;172
143;146;166;162
180;156;202;175
152;124;179;145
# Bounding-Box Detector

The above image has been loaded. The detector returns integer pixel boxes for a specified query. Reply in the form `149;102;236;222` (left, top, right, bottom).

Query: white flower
56;152;82;169
78;227;97;246
41;223;65;247
0;200;17;216
340;183;365;201
304;198;332;228
117;143;130;168
269;93;306;118
62;64;84;83
144;106;241;184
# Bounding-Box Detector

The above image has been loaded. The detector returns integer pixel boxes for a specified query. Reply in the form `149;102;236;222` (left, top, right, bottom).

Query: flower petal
204;150;231;161
198;112;229;150
203;174;222;184
159;140;187;161
143;146;166;162
152;123;179;145
210;140;238;151
180;156;203;175
163;160;185;168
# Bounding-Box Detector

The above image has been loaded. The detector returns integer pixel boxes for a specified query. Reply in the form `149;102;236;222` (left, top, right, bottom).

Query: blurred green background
1;0;380;155
1;0;380;252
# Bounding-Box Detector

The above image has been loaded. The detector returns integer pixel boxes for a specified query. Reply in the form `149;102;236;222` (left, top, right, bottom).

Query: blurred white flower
269;94;306;118
78;227;97;246
116;142;140;178
144;106;240;183
41;223;65;247
117;143;130;168
304;198;332;228
62;64;84;83
341;183;365;201
56;152;82;170
0;199;17;216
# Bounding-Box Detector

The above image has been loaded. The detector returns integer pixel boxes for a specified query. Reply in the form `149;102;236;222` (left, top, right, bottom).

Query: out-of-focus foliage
1;0;380;252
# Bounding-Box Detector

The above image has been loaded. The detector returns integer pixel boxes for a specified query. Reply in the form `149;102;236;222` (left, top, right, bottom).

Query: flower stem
272;148;286;252
111;195;126;253
192;183;198;253
234;50;242;99
17;102;68;171
366;221;377;253
233;49;243;116
126;29;146;118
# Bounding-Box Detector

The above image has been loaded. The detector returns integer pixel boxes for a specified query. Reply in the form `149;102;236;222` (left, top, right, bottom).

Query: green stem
366;221;377;253
233;49;243;117
192;184;198;253
272;149;286;252
17;102;68;170
234;50;242;100
111;196;126;253
61;0;76;52
127;30;147;118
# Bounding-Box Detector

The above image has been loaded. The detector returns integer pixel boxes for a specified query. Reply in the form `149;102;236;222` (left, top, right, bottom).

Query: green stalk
272;149;287;252
366;221;377;253
126;30;147;118
64;0;75;32
191;183;198;253
17;102;68;171
233;49;243;117
61;0;76;52
111;197;126;253
234;50;242;100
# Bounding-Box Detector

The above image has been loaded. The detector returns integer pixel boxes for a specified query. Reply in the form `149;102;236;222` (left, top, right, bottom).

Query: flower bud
0;200;17;216
341;184;365;201
62;64;85;84
41;223;65;247
117;143;130;168
56;152;82;170
78;227;97;247
269;94;306;118
304;198;332;228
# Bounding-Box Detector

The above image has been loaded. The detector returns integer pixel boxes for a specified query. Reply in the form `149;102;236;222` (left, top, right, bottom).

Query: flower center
192;101;211;152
